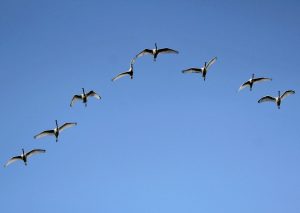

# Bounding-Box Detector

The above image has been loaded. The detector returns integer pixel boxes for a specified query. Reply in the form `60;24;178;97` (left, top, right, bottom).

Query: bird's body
34;120;77;142
112;58;135;81
258;90;295;109
70;88;101;107
4;149;46;167
135;43;178;61
182;57;217;81
239;74;272;91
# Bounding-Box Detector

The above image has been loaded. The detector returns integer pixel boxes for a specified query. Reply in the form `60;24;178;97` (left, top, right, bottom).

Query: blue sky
1;0;299;212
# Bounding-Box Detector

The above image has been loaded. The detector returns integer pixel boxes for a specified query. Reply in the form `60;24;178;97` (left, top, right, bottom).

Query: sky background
0;0;300;212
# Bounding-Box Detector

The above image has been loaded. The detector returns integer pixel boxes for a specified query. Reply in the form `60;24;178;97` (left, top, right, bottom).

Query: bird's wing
59;122;77;132
182;68;203;74
258;96;276;103
112;71;131;81
34;130;55;139
130;58;136;65
135;49;153;58
70;95;82;107
238;81;250;91
281;90;295;100
253;77;272;84
26;149;46;158
157;48;179;54
206;57;217;70
4;156;22;167
86;91;101;99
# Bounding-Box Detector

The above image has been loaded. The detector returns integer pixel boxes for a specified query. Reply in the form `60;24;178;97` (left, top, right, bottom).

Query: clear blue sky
1;0;299;212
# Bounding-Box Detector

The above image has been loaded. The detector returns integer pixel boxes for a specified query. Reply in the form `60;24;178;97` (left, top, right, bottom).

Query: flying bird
258;90;295;109
182;57;217;81
112;58;135;81
239;74;272;91
34;120;77;142
70;88;101;107
135;43;178;61
4;149;46;167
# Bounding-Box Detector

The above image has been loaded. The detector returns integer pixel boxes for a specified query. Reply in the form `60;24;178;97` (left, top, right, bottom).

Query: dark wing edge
4;156;22;167
70;95;82;107
157;48;179;54
135;49;153;58
86;91;101;99
258;96;276;103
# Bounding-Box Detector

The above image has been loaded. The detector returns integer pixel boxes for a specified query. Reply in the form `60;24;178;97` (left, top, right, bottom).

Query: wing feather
112;71;131;81
258;96;276;103
238;81;250;91
86;91;101;99
59;122;77;132
135;49;153;58
206;57;217;70
281;90;295;100
70;95;82;107
34;130;55;139
253;77;272;84
4;156;22;167
26;149;46;158
182;68;203;74
157;48;179;54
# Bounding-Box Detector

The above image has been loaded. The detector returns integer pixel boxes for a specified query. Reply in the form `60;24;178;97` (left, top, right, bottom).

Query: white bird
34;120;77;142
135;43;178;61
258;90;295;109
182;57;217;81
70;88;101;107
4;149;46;167
112;58;135;81
239;74;272;91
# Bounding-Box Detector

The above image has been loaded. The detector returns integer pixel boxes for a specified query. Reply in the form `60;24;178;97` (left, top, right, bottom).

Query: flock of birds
4;43;296;167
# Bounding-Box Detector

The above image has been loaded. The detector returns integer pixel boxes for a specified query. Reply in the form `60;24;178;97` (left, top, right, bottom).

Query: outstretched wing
253;77;272;84
34;130;55;139
130;58;136;65
206;57;217;70
182;68;203;74
70;95;82;107
238;81;250;91
281;90;295;100
59;122;77;132
258;96;276;103
26;149;46;158
4;156;22;167
86;91;101;100
112;71;131;81
157;48;179;55
135;49;153;58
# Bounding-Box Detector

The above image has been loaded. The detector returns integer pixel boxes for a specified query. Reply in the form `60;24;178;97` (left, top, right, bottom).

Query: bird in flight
182;56;217;81
258;90;295;109
4;149;46;167
34;120;77;142
135;43;178;61
70;88;101;107
239;74;272;91
112;58;135;81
